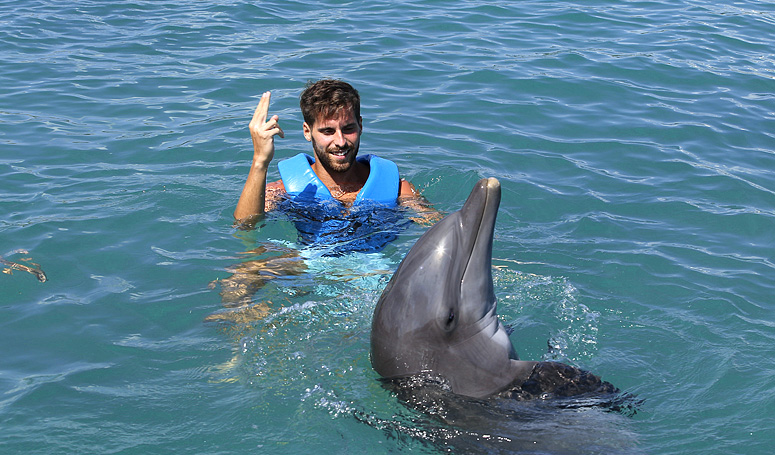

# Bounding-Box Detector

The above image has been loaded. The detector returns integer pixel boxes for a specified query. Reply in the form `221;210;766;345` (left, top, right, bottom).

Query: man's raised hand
249;91;284;169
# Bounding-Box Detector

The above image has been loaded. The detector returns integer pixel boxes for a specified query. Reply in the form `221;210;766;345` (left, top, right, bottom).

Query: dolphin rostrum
371;178;617;400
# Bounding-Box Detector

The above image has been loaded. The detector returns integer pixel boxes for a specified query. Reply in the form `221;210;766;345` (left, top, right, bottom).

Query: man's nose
333;129;346;147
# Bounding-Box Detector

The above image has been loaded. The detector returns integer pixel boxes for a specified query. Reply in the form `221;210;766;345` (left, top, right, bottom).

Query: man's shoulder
267;179;286;192
398;179;418;198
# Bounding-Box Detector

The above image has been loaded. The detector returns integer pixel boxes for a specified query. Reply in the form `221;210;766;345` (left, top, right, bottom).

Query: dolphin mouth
457;178;500;322
461;177;500;280
474;177;500;238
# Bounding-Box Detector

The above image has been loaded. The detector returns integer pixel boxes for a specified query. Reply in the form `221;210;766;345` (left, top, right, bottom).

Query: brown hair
299;79;361;126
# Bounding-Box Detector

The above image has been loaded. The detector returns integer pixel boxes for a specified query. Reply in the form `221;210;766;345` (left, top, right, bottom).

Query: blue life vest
277;153;399;206
275;153;406;256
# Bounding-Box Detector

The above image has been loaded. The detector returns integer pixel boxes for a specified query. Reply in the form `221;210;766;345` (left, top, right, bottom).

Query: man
217;80;435;317
234;80;431;226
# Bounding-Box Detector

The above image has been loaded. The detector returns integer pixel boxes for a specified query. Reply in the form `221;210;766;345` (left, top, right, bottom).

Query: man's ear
302;122;312;142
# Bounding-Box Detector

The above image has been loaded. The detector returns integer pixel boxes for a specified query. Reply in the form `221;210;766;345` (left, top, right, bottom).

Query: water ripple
3;0;775;453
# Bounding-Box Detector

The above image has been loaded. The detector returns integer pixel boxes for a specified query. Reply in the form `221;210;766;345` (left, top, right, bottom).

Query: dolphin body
371;178;617;400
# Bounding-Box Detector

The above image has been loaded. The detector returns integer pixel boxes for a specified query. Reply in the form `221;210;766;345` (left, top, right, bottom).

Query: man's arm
234;92;284;224
398;179;444;225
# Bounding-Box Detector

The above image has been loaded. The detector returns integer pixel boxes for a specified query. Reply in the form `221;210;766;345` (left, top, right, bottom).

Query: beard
311;137;359;174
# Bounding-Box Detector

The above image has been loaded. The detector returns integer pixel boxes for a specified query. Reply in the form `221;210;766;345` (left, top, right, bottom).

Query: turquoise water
2;0;774;453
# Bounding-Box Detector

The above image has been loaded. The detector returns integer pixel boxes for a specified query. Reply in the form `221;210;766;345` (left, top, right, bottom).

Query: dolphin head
371;178;536;398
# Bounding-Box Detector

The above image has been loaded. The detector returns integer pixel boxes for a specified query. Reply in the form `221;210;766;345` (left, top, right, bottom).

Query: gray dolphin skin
371;177;617;400
371;177;537;398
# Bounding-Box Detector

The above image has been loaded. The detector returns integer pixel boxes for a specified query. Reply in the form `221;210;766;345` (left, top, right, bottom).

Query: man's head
300;79;361;127
300;80;363;174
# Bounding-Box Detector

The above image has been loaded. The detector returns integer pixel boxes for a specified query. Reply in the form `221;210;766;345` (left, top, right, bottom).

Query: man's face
303;107;362;174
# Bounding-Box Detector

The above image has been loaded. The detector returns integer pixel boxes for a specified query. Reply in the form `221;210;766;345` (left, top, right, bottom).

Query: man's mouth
330;148;350;158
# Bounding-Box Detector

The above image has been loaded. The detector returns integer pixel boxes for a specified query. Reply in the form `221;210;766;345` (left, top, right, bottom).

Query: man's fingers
249;92;284;143
266;125;284;139
264;115;284;138
251;91;271;125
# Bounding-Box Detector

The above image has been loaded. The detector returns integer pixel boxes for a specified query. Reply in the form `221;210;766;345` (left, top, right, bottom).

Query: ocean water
2;0;774;453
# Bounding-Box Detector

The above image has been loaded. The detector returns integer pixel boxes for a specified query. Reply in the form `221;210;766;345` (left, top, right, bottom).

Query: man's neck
311;159;370;201
312;159;368;188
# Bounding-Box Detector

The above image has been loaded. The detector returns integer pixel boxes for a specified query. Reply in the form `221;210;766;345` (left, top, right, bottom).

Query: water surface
2;0;774;453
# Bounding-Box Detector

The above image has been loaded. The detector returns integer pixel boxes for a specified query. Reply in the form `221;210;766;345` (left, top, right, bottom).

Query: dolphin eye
447;309;455;325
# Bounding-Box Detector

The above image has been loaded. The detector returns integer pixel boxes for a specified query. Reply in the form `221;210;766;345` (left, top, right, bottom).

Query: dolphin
371;178;617;400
